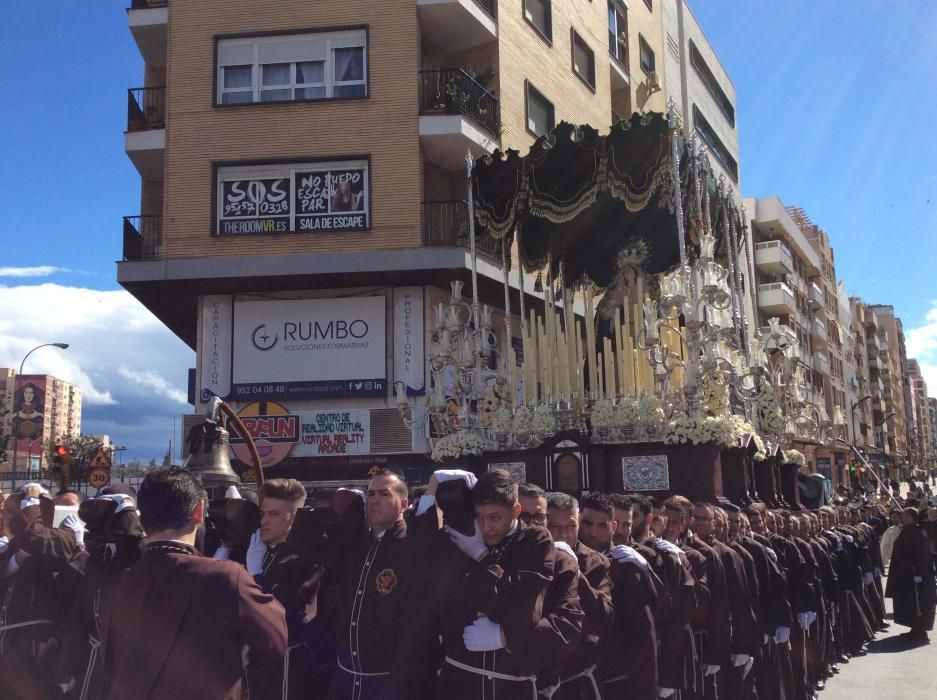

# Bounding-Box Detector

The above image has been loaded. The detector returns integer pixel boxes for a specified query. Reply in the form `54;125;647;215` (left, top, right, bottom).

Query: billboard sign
229;401;300;469
10;376;46;455
298;410;370;456
393;287;424;395
199;295;233;404
232;296;386;400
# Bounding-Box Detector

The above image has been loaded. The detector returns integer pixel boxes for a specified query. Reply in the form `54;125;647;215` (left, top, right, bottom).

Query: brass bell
185;419;241;488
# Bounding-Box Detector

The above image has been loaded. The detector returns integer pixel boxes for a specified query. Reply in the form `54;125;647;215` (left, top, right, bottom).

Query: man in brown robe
99;467;287;700
885;507;936;644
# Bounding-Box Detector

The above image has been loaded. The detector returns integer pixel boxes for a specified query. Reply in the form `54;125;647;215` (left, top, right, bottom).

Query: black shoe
830;665;840;674
816;680;825;691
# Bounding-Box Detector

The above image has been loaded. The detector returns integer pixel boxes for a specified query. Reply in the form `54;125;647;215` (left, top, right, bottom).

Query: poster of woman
11;378;46;446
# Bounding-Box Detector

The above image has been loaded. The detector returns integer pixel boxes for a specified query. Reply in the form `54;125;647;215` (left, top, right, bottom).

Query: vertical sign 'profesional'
232;296;386;400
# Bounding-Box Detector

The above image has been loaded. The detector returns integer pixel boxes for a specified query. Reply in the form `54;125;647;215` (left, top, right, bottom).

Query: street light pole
10;342;70;490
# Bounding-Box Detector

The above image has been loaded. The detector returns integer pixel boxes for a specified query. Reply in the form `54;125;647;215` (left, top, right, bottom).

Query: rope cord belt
0;619;54;632
559;664;601;699
79;635;101;700
335;658;392;677
444;656;538;700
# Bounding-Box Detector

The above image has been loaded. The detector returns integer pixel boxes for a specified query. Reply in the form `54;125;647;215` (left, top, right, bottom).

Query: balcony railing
423;201;499;259
418;69;500;136
130;0;167;8
127;86;166;132
123;215;162;261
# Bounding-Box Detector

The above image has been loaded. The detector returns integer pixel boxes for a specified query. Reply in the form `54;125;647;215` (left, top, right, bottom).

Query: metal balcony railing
418;69;500;136
423;201;499;259
128;87;166;132
130;0;167;8
123;216;163;261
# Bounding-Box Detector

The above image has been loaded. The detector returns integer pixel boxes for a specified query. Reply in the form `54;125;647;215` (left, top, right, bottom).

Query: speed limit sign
88;467;109;488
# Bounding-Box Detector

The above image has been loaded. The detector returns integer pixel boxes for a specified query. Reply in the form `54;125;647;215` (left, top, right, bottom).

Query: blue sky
1;1;935;461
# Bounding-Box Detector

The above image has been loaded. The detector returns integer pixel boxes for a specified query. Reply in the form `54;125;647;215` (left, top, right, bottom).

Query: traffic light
51;444;71;490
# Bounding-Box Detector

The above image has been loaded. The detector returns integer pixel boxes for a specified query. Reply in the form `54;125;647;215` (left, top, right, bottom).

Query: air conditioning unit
647;70;662;92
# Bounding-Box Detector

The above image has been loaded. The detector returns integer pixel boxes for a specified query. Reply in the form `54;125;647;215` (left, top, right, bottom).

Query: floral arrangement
755;385;785;436
479;381;512;428
638;395;666;425
532;404;558;434
728;415;767;461
782;449;805;467
591;399;618;429
491;406;514;433
431;432;491;462
701;371;730;416
616;397;640;425
512;406;534;433
664;414;737;447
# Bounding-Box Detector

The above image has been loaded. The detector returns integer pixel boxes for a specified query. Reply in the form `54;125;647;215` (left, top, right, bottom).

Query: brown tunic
99;541;287;700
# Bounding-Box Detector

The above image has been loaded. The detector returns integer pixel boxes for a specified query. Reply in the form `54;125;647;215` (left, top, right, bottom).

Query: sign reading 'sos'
232;296;386;400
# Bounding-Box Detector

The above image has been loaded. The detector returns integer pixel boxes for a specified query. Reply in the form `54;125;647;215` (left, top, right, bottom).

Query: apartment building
1;370;82;471
929;397;937;470
119;0;690;483
903;359;933;475
866;306;910;479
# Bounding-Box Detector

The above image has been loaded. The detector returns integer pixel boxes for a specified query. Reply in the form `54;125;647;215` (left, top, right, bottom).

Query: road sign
90;447;112;469
88;466;110;488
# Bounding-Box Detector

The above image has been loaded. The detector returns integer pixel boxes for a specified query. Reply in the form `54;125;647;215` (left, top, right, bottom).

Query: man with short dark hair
99;468;287;699
518;482;549;528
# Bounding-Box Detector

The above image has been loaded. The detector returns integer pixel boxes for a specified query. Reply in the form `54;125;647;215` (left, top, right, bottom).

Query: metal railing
422;201;499;259
123;216;163;261
130;0;167;8
418;69;500;136
127;87;166;131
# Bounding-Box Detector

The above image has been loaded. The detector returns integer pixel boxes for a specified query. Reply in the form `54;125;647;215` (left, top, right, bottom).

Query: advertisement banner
232;296;386;400
229;401;301;471
10;376;46;456
297;410;371;457
393;287;424;395
199;295;233;404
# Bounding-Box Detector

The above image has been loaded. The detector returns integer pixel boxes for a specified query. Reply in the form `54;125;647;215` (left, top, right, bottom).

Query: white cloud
0;283;194;458
117;366;188;405
0;266;69;278
905;300;937;398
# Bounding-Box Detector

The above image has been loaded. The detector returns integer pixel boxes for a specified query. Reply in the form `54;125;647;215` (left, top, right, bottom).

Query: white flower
532;404;558;433
616;398;639;425
513;407;534;432
591;399;617;429
431;432;493;463
782;449;805;467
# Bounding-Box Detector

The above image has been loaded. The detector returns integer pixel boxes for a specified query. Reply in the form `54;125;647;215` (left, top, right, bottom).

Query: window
526;82;555;137
693;105;738;181
524;0;552;42
638;35;655;74
215;158;370;235
607;2;628;65
571;31;596;89
643;0;653;9
689;40;735;126
217;29;367;105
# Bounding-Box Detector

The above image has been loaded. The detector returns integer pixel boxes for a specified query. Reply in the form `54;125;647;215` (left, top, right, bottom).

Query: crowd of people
0;465;935;700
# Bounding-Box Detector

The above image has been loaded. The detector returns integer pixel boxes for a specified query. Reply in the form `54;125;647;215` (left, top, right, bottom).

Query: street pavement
822;582;935;699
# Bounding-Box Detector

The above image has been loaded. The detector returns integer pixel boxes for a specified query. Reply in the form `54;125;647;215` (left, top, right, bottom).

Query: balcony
123;215;162;261
808;281;824;306
865;332;881;352
418;0;497;53
810;317;828;346
419;69;499;171
867;351;879;368
754;240;793;275
125;86;165;180
423;201;499;259
128;0;167;67
812;352;829;374
757;282;796;315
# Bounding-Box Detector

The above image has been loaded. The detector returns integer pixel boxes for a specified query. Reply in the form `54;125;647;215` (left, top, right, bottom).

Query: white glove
225;485;243;500
743;656;755;677
914;576;923;584
213;543;231;561
98;494;136;513
763;634;770;645
874;567;882;577
703;664;720;676
610;544;650;572
463;616;504;651
554;540;576;559
21;497;41;509
445;524;488;562
418;470;478;516
0;537;8;555
659;689;676;698
774;626;791;644
654;538;686;561
863;572;873;585
3;553;20;578
60;513;85;547
245;529;267;576
731;654;750;668
806;611;817;626
844;534;854;544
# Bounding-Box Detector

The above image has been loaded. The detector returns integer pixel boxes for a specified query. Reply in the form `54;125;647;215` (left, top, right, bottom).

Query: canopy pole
466;151;482;396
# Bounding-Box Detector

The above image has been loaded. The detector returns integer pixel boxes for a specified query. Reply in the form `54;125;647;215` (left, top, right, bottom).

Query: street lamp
850;394;873;447
10;342;70;489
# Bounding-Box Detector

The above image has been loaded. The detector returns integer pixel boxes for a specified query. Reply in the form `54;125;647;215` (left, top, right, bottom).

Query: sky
0;1;935;461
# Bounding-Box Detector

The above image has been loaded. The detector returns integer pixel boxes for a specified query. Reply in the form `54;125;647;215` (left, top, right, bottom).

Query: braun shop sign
216;158;369;236
232;296;386;400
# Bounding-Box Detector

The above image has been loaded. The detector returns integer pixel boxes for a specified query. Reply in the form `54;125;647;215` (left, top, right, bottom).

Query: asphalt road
822;583;935;699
